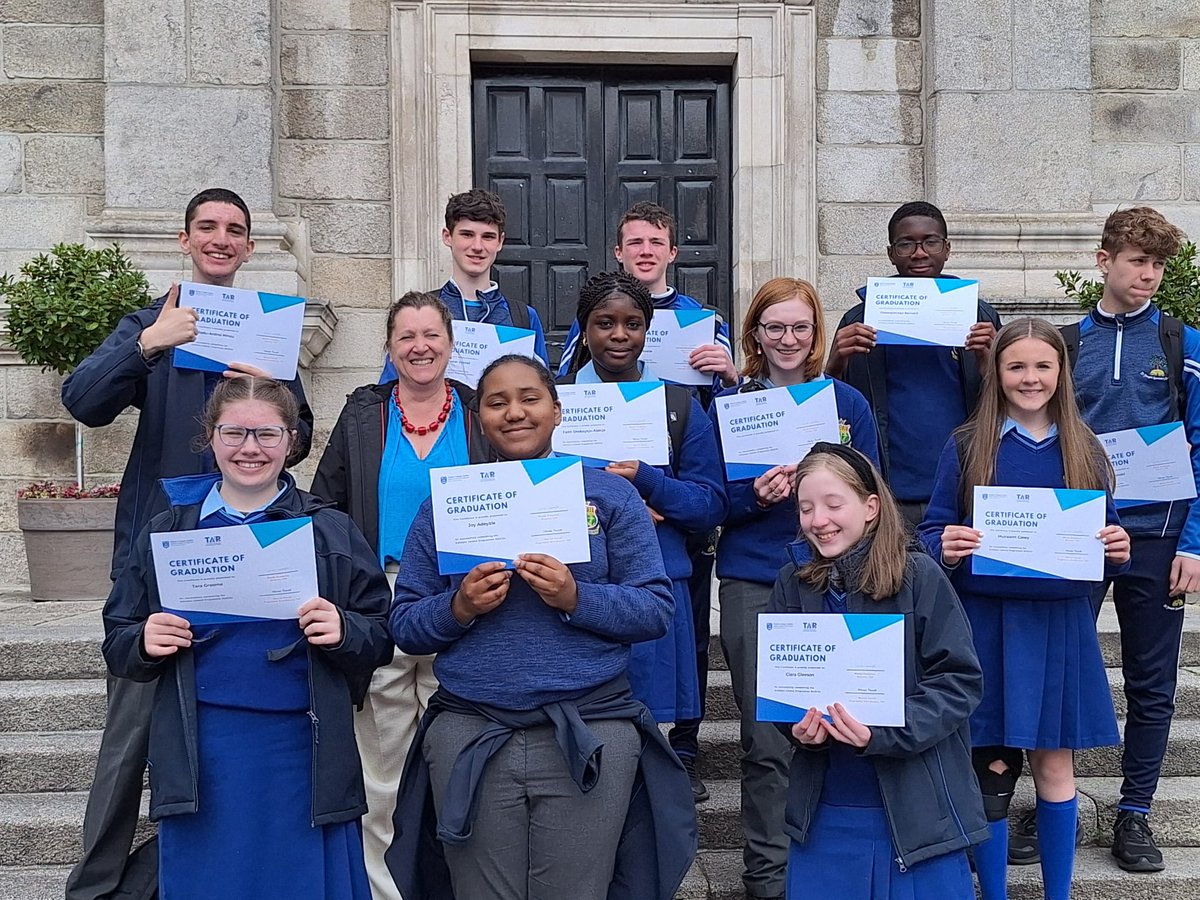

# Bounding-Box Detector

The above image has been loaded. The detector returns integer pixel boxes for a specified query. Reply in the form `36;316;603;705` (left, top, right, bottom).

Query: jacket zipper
308;660;320;827
934;744;970;842
1113;317;1124;383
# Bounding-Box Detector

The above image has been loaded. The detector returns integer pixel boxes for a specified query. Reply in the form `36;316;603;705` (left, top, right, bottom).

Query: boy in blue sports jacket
381;188;548;378
1065;206;1200;873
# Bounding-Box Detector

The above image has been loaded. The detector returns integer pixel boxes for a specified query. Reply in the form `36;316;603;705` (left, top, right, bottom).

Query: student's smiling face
585;292;648;382
442;219;505;282
795;466;879;559
477;361;562;459
614;219;677;293
887;214;950;279
178;201;254;287
210;399;292;497
999;336;1060;420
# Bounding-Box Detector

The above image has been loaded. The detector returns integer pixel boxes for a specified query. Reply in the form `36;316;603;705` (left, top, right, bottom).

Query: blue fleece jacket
917;429;1130;600
1072;302;1200;560
380;279;549;380
391;467;675;709
556;288;733;394
714;379;880;585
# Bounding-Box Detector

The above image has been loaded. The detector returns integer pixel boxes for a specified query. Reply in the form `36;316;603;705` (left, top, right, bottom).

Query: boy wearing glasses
61;188;313;900
825;200;1000;525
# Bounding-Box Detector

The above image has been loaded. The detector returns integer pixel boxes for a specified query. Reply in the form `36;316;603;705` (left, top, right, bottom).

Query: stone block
1185;42;1200;90
0;421;74;478
0;196;85;249
317;308;387;370
816;146;923;203
307;370;377;429
1094;2;1200;39
1;25;103;79
1186;147;1200;202
1094;94;1200;143
309;256;393;309
816;255;873;319
105;86;272;210
818;205;892;255
281;0;388;30
305;203;392;254
0;532;29;587
281;89;390;140
278;142;391;201
816;93;922;145
80;419;138;476
280;33;388;86
189;0;271;85
815;0;919;37
0;83;103;133
929;0;1011;91
0;0;102;23
1092;39;1181;90
1092;144;1181;202
23;136;104;195
931;92;1091;211
105;0;185;83
819;38;921;92
1013;0;1089;89
0;137;20;193
4;369;66;420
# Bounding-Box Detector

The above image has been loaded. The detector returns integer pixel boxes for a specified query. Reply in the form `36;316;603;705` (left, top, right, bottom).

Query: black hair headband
804;442;880;493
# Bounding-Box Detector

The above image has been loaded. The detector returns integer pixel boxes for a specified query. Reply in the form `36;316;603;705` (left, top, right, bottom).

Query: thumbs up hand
139;283;199;357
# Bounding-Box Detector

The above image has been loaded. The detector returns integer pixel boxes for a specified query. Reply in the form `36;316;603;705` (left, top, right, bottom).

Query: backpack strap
1060;321;1081;371
1160;313;1185;420
664;384;692;474
507;299;531;331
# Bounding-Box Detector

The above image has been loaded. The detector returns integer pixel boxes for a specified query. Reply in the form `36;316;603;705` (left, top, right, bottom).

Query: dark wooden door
473;66;732;365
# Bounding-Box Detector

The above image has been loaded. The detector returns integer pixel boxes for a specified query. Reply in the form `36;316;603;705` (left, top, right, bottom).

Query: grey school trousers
423;710;640;900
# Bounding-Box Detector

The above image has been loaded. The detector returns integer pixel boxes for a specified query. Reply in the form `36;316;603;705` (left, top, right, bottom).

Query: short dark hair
385;290;454;345
197;377;302;466
567;271;654;374
617;201;677;248
1101;206;1184;260
477;354;557;402
887;201;947;242
185;188;251;234
444;189;506;233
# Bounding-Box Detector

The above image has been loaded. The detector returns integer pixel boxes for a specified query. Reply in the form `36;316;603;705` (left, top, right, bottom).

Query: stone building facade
0;0;1197;585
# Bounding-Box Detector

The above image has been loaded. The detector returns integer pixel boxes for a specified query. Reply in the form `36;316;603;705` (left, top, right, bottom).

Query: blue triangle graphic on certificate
579;454;611;468
844;613;903;641
496;324;532;343
1116;498;1156;509
1054;488;1101;511
250;517;310;548
933;278;977;294
972;555;1054;579
876;330;942;347
522;455;578;484
674;309;714;327
726;462;773;480
1136;422;1181;445
437;550;512;575
257;291;305;313
617;381;663;402
756;697;812;724
173;348;226;373
786;380;831;404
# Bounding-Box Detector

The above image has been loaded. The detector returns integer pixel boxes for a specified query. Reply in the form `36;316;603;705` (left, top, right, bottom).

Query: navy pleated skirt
962;592;1119;749
627;579;701;723
786;804;974;900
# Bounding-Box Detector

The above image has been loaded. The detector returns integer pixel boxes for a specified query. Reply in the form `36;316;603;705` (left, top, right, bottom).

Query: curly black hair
566;271;655;374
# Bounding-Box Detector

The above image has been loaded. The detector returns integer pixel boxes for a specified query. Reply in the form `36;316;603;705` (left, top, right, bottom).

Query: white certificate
1100;422;1197;507
151;518;318;620
715;381;841;480
429;457;591;574
173;281;306;380
446;321;537;388
553;382;669;466
864;277;979;347
972;486;1105;581
641;309;716;386
756;613;905;726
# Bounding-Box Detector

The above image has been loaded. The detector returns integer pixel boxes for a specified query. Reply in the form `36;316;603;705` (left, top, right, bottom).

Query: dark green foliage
1;243;150;375
1056;241;1200;325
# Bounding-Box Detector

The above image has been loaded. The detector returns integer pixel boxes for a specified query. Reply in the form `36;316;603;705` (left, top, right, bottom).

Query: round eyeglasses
890;237;948;257
757;322;815;340
213;425;289;448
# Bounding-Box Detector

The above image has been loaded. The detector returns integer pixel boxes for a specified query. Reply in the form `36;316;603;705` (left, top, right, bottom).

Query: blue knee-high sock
1037;795;1078;900
975;818;1009;900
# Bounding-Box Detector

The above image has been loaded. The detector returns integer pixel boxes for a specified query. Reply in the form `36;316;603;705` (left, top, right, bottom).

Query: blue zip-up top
557;288;733;394
1072;302;1200;559
714;378;880;585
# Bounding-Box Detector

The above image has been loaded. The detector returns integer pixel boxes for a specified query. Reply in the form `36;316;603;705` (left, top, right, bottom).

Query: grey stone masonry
280;0;390;31
0;1;102;24
0;25;103;80
22;137;104;196
189;0;271;85
1093;39;1182;90
281;89;391;140
280;32;389;86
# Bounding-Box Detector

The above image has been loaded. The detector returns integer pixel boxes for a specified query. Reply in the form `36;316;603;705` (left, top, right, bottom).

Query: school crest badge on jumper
839;419;852;444
1143;353;1169;381
585;502;600;535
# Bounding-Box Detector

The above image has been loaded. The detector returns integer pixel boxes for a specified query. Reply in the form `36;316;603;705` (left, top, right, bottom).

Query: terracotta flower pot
17;497;117;601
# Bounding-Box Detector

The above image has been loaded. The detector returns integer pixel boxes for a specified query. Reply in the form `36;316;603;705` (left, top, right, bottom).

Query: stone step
0;792;151;867
0;866;72;900
683;847;1200;899
0;680;106;733
0;732;101;794
0;624;106;682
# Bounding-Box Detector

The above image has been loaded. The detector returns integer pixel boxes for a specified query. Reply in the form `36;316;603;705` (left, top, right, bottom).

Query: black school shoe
680;754;710;803
1112;810;1166;872
1007;806;1088;865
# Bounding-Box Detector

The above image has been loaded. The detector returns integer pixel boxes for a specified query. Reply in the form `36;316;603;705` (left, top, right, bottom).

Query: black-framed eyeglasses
890;237;948;257
756;322;815;340
213;425;290;448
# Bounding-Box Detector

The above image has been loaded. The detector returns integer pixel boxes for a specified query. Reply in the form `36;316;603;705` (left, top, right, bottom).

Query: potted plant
1056;240;1200;323
0;243;150;600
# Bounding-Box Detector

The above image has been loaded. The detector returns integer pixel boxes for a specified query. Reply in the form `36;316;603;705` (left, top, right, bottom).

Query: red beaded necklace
394;380;453;436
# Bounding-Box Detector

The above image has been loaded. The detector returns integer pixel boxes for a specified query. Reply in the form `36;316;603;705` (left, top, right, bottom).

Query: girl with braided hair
560;271;728;726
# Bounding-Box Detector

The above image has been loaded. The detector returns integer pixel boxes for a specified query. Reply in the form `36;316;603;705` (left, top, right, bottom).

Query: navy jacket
385;676;697;900
101;472;393;825
310;379;490;552
770;543;988;867
61;292;314;579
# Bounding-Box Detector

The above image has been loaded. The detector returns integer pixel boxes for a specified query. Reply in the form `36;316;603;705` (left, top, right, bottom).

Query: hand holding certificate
714;381;840;479
971;486;1106;581
172;282;306;380
865;277;979;347
641;309;716;386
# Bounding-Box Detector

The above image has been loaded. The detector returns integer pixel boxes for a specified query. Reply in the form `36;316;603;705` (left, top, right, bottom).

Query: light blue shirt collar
1001;417;1058;441
574;359;658;384
199;481;286;522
